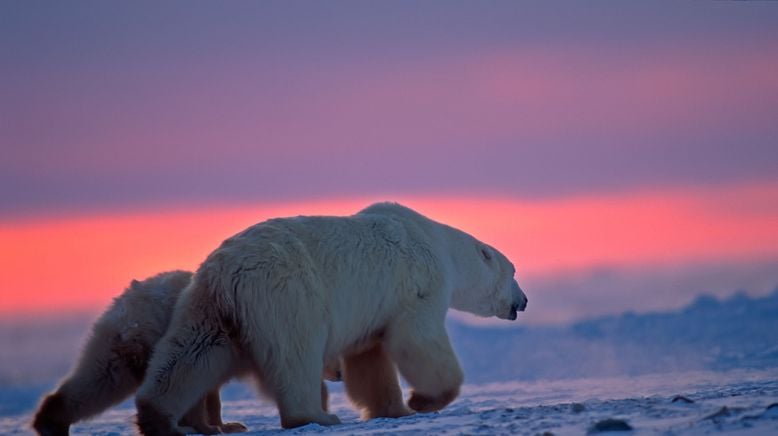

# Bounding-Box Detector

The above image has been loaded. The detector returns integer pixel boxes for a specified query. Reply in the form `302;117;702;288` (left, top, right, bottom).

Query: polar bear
135;202;527;434
31;271;250;436
32;271;345;436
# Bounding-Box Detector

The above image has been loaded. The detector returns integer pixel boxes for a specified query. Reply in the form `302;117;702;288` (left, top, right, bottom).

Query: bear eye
481;247;492;260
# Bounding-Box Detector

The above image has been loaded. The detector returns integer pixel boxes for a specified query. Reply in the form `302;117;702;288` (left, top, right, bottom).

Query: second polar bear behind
32;271;340;436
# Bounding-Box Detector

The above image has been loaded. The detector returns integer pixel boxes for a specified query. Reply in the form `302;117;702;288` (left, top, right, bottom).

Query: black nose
517;297;527;312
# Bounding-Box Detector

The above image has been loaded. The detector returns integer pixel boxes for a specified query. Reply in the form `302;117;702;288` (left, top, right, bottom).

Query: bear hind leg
249;338;340;428
178;395;215;435
204;389;248;433
136;325;237;436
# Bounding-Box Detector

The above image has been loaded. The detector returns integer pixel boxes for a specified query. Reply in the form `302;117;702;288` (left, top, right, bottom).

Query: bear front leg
385;320;464;413
135;315;237;436
343;343;412;419
33;337;145;435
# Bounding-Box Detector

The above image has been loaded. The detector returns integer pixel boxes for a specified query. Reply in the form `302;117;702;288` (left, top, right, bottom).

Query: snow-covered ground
2;290;777;434
2;370;777;435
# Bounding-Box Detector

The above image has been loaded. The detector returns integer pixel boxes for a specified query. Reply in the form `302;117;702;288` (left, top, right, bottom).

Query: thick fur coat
32;271;248;435
136;202;527;434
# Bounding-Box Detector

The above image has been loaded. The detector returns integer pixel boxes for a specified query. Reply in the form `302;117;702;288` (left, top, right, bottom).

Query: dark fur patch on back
32;392;70;436
135;400;183;436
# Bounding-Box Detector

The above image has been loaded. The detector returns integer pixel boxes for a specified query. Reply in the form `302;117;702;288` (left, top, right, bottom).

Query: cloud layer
2;2;777;217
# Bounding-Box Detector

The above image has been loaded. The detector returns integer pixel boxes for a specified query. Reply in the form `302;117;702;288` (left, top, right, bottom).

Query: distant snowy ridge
448;288;778;383
2;288;777;388
1;289;778;423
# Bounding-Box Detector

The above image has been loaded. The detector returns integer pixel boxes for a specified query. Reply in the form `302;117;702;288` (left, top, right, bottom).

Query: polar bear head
449;241;528;321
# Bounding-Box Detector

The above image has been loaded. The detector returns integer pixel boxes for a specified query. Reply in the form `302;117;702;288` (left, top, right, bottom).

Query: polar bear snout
509;294;528;316
512;298;527;314
498;280;527;321
516;294;528;312
504;297;527;321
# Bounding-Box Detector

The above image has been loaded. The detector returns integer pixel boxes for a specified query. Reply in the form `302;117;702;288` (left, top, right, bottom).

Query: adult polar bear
136;202;527;434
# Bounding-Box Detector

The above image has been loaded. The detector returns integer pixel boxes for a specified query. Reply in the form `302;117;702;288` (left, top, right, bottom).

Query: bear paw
363;403;414;420
281;412;341;429
219;421;249;433
136;400;184;436
408;389;459;413
33;393;71;436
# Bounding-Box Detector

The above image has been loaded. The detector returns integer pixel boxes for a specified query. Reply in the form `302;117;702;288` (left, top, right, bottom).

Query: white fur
135;202;527;433
32;271;249;435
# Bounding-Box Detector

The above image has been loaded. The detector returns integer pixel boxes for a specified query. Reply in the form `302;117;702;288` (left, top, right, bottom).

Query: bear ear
481;246;492;261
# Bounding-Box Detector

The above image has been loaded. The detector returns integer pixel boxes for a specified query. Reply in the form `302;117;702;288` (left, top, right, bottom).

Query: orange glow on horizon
1;183;777;315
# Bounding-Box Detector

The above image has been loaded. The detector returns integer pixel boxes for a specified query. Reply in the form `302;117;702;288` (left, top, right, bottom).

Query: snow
2;290;777;434
3;370;777;435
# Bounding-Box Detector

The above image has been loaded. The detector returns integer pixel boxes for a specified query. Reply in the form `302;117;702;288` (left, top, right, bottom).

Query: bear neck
432;224;480;309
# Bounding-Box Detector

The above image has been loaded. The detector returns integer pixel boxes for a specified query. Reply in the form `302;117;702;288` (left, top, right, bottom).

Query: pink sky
1;2;777;323
2;183;776;323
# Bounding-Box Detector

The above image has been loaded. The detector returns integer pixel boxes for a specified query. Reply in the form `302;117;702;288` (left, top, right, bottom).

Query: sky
1;1;777;324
